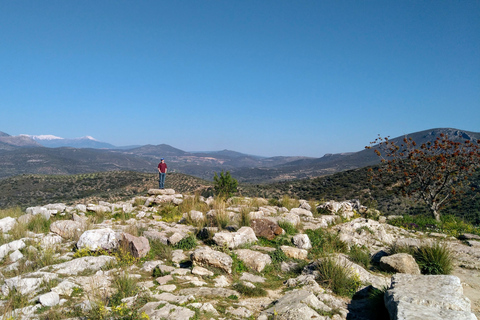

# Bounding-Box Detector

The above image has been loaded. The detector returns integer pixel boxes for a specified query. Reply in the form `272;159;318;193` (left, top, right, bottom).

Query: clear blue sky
1;1;479;157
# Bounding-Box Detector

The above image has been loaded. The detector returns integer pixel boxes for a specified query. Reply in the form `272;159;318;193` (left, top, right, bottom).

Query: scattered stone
214;275;231;287
290;207;313;217
178;287;239;298
259;289;331;319
227;306;253;318
234;249;272;272
212;227;258;249
385;274;477;320
0;217;16;233
293;233;312;250
191;246;233;274
380;253;421;275
45;256;116;275
120;233;150;258
50;220;84;239
250;218;283;240
140;301;195;320
459;234;480;241
0;240;26;260
280;246;308;260
240;272;266;283
39;291;60;307
76;228;118;251
192;266;214;276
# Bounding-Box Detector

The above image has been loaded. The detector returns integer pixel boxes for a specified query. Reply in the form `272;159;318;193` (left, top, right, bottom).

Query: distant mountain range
0;128;478;183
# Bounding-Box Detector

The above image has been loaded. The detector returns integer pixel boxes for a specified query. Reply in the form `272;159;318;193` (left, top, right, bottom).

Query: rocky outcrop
212;226;258;249
76;228;119;251
191;246;233;274
385;274;477;320
250;218;283;240
380;253;421;275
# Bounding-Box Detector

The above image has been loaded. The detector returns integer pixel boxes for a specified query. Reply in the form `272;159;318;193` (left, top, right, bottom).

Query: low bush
316;257;361;298
348;245;371;269
145;239;173;262
415;242;453;275
233;282;267;297
278;221;297;235
173;234;197;250
306;228;348;258
269;248;288;264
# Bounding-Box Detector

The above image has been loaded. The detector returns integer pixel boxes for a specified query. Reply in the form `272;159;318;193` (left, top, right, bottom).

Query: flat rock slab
178;287;239;298
140;301;195;320
44;256;116;275
259;289;331;320
385;274;477;320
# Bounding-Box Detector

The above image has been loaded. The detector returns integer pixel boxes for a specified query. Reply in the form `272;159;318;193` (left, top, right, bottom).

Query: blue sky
1;1;479;157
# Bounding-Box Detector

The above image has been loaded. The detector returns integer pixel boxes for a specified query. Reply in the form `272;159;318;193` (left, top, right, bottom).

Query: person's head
161;158;164;162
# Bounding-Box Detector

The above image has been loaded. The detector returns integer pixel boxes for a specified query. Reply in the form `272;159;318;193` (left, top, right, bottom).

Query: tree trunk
432;208;441;222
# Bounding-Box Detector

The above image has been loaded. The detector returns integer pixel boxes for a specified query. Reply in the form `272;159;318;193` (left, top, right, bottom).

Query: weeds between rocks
316;257;362;298
388;241;454;275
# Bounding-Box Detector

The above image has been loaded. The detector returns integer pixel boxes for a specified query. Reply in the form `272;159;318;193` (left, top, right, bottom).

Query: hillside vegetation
0;171;211;209
240;166;480;224
2;166;479;225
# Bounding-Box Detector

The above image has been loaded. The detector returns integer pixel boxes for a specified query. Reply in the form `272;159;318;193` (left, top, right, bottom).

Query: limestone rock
234;249;272;272
77;228;118;251
0;240;26;260
279;212;301;227
250;218;283;240
39;291;60;307
50;220;84;239
0;216;16;233
380;253;421;275
178;287;239;298
148;188;176;195
385;274;477;320
293;233;312;250
212;226;258;249
280;245;308;260
260;289;331;320
140;301;195;320
191;246;233;274
45;256;116;275
290;207;313;217
120;233;150;258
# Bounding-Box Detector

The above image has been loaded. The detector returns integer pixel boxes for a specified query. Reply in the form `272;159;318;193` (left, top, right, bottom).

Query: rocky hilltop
0;190;479;319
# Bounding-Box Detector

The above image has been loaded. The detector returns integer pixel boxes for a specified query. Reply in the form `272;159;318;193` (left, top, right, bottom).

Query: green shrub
231;253;248;274
269;248;288;264
415;242;453;275
160;204;182;222
278;221;297;235
109;272;139;307
233;282;267;297
305;228;348;258
27;214;52;234
147;239;173;261
173;234;197;250
213;170;238;198
315;257;361;298
348;245;371;269
388;241;454;275
239;207;251;227
257;234;291;248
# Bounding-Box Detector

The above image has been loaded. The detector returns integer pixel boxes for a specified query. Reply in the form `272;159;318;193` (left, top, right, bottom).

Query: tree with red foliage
367;133;480;221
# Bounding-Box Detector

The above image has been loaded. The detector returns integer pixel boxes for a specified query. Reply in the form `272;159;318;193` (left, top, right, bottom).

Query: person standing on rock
158;158;167;189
